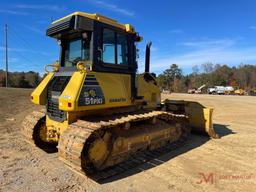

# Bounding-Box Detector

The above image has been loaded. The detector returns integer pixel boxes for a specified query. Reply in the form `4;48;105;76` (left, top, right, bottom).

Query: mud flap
164;100;219;139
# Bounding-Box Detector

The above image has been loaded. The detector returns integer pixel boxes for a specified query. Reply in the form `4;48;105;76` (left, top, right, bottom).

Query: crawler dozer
22;12;218;180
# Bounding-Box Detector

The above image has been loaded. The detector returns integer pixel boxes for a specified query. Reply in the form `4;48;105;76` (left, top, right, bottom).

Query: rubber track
58;111;189;181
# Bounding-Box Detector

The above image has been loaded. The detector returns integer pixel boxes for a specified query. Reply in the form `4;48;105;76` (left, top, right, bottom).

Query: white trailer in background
208;86;235;95
224;86;234;94
208;86;226;94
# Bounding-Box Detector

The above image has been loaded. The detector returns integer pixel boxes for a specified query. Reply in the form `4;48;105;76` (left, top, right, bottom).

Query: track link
21;110;46;145
92;139;186;181
22;109;57;152
58;111;189;181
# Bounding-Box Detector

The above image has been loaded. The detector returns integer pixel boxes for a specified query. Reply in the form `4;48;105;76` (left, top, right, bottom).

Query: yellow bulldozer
234;88;246;95
22;12;218;180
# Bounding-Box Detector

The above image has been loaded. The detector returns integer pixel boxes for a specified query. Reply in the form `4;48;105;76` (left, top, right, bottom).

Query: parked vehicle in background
234;88;246;95
188;84;206;94
208;86;225;95
248;89;256;96
207;87;217;94
188;88;196;94
207;86;251;96
162;89;170;94
224;86;235;95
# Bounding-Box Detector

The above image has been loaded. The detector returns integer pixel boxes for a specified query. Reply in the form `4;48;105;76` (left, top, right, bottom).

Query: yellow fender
31;72;54;105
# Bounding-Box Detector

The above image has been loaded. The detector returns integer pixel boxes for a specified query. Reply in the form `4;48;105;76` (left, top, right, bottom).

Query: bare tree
201;62;214;73
192;65;199;75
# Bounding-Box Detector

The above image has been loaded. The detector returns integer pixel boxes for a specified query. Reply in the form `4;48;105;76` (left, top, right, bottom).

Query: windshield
63;32;92;67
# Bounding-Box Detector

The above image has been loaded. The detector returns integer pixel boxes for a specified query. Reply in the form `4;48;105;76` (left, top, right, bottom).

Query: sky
1;0;256;75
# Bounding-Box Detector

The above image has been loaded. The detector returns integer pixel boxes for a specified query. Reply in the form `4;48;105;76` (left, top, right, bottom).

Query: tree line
0;63;255;92
156;63;256;92
0;70;41;88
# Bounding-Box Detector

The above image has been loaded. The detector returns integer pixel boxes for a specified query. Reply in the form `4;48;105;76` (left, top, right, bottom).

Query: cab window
102;28;128;65
65;39;82;67
103;29;115;64
117;33;128;65
62;31;92;67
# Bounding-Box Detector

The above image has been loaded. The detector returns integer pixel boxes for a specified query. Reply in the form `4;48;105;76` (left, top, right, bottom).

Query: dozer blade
184;102;219;139
164;100;219;139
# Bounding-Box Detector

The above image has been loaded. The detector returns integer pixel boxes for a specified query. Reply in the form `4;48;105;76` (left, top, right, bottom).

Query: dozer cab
22;12;218;180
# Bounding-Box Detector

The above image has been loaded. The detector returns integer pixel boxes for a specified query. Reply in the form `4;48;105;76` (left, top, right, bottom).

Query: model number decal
85;97;104;105
84;89;104;105
78;87;105;106
78;75;105;106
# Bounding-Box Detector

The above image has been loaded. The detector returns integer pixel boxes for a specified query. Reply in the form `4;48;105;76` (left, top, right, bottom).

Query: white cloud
90;0;135;16
137;38;256;74
169;29;183;34
0;46;47;56
151;46;158;52
15;4;66;12
0;57;18;63
250;26;256;30
23;25;44;35
181;38;236;49
0;46;28;52
147;47;256;74
0;9;28;15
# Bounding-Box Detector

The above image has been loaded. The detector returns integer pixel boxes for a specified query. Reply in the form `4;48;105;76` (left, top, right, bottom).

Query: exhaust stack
145;42;152;73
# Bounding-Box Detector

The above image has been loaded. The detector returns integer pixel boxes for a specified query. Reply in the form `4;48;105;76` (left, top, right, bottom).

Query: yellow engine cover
59;72;132;111
30;70;161;113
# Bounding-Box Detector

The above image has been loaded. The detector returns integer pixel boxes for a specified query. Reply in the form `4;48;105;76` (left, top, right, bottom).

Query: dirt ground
0;87;256;192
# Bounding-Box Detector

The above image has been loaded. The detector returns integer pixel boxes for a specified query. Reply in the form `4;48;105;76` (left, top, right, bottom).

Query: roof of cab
52;11;136;33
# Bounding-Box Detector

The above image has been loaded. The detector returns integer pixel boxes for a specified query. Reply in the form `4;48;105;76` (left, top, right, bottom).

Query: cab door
92;23;137;105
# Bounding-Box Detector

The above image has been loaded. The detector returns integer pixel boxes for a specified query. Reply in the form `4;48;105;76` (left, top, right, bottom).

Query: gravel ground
0;88;256;192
